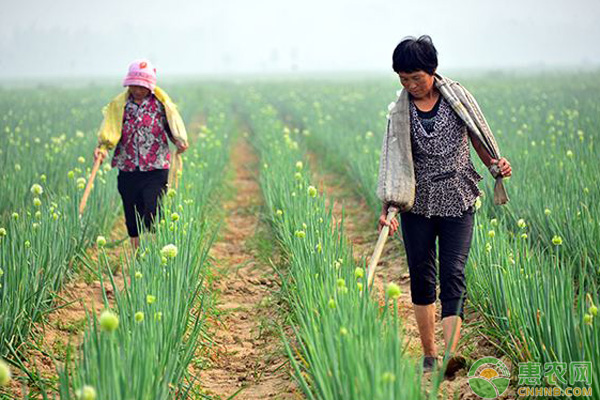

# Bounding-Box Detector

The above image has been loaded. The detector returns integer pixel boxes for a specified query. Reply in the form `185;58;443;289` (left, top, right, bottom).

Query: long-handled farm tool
366;205;399;288
78;155;104;217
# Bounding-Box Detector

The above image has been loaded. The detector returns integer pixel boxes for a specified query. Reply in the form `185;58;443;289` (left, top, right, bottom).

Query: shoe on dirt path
422;356;439;373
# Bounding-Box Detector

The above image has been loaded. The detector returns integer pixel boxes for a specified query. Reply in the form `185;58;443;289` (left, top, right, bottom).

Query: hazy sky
1;0;599;79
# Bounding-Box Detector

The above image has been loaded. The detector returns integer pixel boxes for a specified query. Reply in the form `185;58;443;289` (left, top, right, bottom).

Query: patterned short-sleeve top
409;95;482;218
111;94;172;172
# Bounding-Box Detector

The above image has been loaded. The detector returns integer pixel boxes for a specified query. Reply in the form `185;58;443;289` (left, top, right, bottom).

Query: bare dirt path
198;137;297;400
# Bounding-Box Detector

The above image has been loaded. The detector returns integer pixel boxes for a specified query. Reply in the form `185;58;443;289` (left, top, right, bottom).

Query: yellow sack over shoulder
97;86;188;151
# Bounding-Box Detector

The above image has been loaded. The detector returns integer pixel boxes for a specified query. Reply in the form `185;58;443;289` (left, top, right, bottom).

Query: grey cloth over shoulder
376;74;509;212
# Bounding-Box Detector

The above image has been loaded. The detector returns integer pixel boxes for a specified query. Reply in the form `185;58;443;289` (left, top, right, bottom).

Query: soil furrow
198;137;296;400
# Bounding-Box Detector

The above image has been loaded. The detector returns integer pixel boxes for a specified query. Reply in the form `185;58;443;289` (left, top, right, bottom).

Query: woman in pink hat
93;59;189;249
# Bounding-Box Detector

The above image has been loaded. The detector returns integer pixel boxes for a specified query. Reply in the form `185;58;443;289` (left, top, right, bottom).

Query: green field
0;71;598;399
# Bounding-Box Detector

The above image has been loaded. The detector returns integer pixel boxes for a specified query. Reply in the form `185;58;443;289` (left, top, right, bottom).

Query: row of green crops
0;87;120;367
56;89;234;399
252;72;600;394
0;86;120;216
241;89;440;400
467;207;599;396
262;74;600;278
0;181;117;361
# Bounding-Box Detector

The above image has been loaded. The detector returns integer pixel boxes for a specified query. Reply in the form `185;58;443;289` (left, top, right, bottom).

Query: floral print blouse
111;94;172;172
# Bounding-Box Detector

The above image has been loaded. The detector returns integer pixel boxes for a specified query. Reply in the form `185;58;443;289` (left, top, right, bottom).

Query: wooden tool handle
78;157;103;216
367;206;399;288
168;149;181;189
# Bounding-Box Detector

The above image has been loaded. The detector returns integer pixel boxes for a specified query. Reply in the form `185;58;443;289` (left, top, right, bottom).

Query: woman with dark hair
377;35;512;375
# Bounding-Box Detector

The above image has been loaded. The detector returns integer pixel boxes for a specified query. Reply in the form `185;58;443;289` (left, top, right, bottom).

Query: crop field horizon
0;70;598;399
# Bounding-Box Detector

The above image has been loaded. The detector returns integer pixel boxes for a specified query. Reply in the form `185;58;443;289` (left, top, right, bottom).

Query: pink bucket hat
122;59;157;92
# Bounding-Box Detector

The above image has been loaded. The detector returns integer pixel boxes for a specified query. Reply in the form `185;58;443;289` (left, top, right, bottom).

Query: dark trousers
117;169;169;238
400;208;475;319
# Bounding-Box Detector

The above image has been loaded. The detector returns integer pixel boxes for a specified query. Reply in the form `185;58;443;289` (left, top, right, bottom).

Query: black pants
117;169;169;238
400;208;475;320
